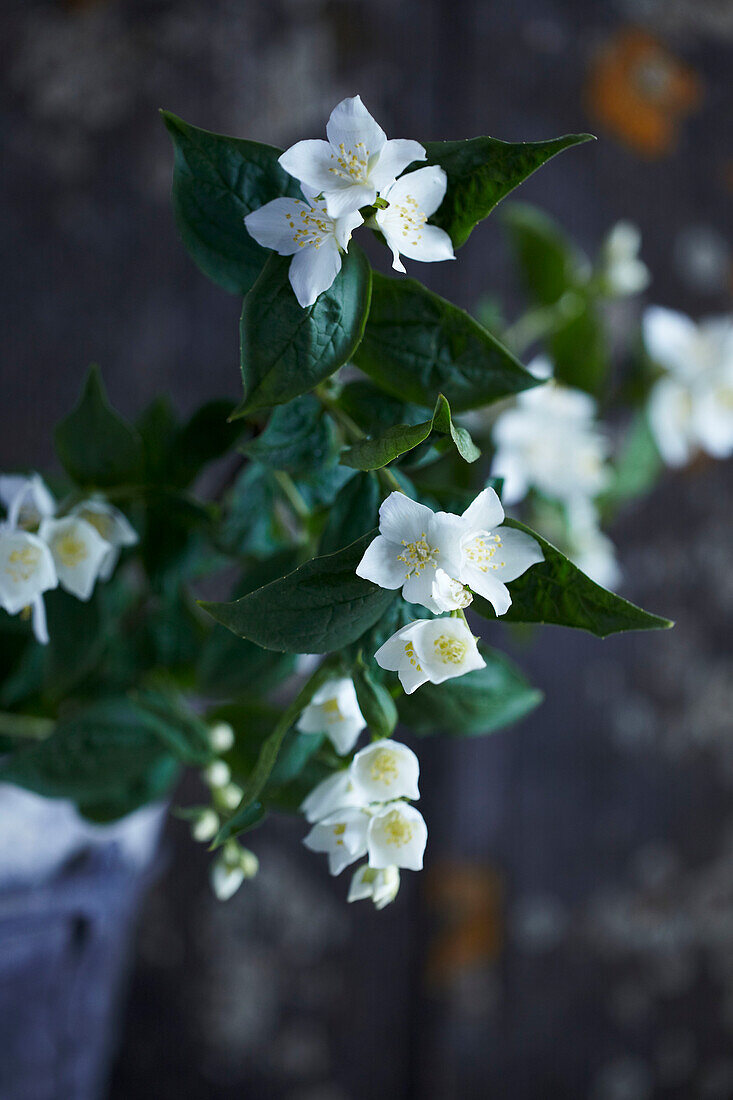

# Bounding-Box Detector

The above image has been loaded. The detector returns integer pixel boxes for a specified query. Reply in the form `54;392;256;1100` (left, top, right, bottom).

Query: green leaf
55;366;143;489
43;588;106;699
601;411;663;511
219;463;293;559
242;395;336;474
472;518;672;637
234;246;372;417
213;664;336;846
423;133;595;247
161;111;301;295
137;397;179;483
341;393;480;469
0;712;54;741
132;688;214;766
397;645;542;736
353;662;398;739
199;531;396;654
338;380;426;437
168;400;247;487
319;471;380;555
353;274;538;411
502;203;607;394
0;697;179;809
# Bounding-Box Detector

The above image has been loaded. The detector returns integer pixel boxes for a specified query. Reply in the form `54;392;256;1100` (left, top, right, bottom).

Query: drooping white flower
0;530;58;633
356;488;542;617
0;474;55;529
191;808;220;843
278;95;426;219
38;516;111;602
245;192;362;308
599;221;650;296
70;498;138;581
303;806;369;875
350;738;420;803
300;768;362;824
296;676;366;755
374;616;486;695
491;357;612;507
372;166;454;274
210;841;259;901
367;801;427;871
355;493;467;613
431;568;473;612
348;863;401;910
644;307;733;466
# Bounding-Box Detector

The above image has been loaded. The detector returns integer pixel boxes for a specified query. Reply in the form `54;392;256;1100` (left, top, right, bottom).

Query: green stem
272;470;311;523
502;291;584;357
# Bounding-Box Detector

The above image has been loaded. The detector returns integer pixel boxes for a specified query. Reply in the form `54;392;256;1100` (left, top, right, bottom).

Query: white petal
427;512;467;576
402;569;441;613
384;165;447;217
72;500;138;548
211;862;245;901
0;474;56;528
31;595;49;645
462;565;512;616
431;568;472;612
397;662;430;695
412;618;486;685
490;526;544;582
355;534;406;590
323;184;375;220
643;306;698;380
0;531;57;615
244;197;309;256
288;240;342;308
490;450;529;505
367;803;427;871
38;516;111;601
394;223;455;265
278;139;341;194
378;491;434;545
300;770;361;824
326;715;366;755
303;808;369;875
350;739;420;802
333;209;364;251
373;621;423;671
370;138;426;192
647;377;693;466
460;487;505;534
326;95;387;161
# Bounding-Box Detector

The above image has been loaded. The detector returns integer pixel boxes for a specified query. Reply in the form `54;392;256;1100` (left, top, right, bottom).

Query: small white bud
191;808;219;843
203;760;231;789
209;721;235;753
219;783;243;810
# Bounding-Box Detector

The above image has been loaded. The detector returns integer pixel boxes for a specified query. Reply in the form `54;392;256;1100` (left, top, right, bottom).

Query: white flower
278;95;426;219
599;221;650;296
491;357;611;506
70;498;138;581
0;474;55;529
367;801;427;871
350;739;420;803
303;806;369;875
373;166;454;273
38;516;111;602
296;677;366;755
564;499;621;590
356;488;542;616
300;768;362;824
431;568;473;612
0;529;58;644
374;616;486;695
348;864;401;910
245;192;362;309
210;841;259;900
644;307;733;466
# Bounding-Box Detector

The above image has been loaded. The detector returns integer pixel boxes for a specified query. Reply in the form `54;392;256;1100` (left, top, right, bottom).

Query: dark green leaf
353;274;538;411
338;380;426;436
234;246;372;416
353;662;398;739
132;688;214;766
219;463;293;559
341;393;480;469
137;397;179;483
55;366;143;489
423;133;595;247
398;645;542;736
199;532;396;654
43;588;106;699
0;712;54;741
242;395;336;474
319;471;380;555
168;400;246;487
472;518;672;637
162;111;301;295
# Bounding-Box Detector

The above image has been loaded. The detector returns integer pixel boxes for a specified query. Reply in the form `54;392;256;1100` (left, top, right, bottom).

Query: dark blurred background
2;1;732;1097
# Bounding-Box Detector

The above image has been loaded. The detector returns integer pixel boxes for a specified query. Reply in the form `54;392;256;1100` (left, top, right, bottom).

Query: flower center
287;203;333;251
369;749;399;786
321;698;345;723
54;533;88;568
381;810;413;847
403;641;422;671
333;822;347;847
463;532;505;573
397;532;438;578
434;634;467;665
82;511;113;540
5;545;40;584
393;193;427;247
329;141;370;183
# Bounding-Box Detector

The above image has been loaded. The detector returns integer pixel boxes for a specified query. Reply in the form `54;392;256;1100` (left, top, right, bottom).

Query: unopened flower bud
219;782;243;810
209;721;235;753
191;808;219;843
203;760;231;789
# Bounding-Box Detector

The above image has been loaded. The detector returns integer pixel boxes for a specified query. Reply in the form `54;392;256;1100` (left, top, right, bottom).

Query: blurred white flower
0;528;57;644
372;166;454;273
296;676;366;755
300;769;362;824
191;808;220;843
599;221;650;296
210;841;259;901
278;95;426;219
565;499;621;591
367;801;427;870
0;474;55;529
492;357;611;506
303;806;369;875
38;515;111;602
350;739;420;803
644;307;733;466
70;498;138;580
374;616;486;694
348;864;401;909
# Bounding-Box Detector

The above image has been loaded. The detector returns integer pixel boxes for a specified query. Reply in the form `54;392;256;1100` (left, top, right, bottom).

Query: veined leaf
341;393;480;469
55;366;143;489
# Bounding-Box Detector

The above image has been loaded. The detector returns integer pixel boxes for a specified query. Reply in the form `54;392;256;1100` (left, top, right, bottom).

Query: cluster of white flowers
489;358;619;589
643;306;733;468
356;487;542;691
245;96;454;307
0;473;138;644
302;737;427;910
